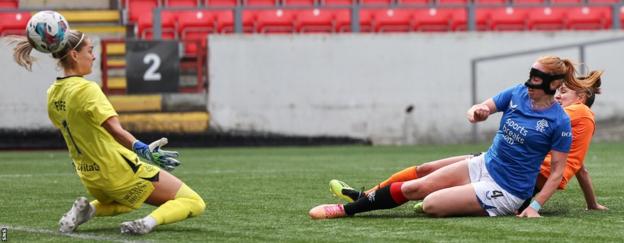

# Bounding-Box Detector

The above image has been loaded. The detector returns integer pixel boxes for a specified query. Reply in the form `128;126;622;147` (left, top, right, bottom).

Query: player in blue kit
309;56;584;219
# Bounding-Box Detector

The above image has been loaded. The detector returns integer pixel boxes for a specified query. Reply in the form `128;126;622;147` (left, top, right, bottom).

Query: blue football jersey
485;84;572;199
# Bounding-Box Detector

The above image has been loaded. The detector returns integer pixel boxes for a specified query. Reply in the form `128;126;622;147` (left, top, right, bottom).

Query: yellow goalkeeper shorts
85;163;160;209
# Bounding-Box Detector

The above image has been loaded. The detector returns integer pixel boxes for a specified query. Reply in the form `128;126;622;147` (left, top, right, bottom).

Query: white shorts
468;153;524;216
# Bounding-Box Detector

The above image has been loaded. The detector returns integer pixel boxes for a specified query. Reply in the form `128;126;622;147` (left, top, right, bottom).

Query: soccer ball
26;11;69;54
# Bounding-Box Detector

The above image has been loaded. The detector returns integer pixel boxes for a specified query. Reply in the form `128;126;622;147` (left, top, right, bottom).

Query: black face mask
524;68;565;95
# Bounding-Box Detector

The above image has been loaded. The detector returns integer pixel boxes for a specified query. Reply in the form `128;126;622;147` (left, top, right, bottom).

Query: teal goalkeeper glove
132;138;180;171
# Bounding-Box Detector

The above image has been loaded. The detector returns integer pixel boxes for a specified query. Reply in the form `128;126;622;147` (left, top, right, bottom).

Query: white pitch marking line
1;224;152;243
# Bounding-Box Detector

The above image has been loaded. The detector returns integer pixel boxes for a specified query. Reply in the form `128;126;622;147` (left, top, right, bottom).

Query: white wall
0;37;101;130
208;32;624;144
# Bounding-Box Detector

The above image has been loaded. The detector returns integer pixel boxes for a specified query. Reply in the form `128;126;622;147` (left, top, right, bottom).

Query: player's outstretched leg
120;170;205;235
311;182;409;220
58;197;95;233
329;179;364;202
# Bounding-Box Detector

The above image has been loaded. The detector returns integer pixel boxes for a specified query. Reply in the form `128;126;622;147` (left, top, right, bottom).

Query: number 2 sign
125;40;180;94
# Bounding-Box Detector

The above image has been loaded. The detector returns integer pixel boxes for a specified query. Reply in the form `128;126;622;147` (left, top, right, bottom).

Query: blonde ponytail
5;35;37;71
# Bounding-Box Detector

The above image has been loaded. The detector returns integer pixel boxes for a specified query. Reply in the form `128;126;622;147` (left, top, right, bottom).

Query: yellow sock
148;184;205;225
91;200;134;217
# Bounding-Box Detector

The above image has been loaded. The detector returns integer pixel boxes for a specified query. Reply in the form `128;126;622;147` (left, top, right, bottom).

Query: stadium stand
438;0;469;6
512;0;544;5
283;0;318;6
3;0;623;96
0;11;29;35
334;8;353;31
58;10;124;38
527;7;566;30
0;0;18;9
177;10;217;54
488;7;528;31
165;0;201;7
371;8;413;32
245;0;279;6
360;0;394;6
397;0;430;5
254;9;298;33
566;6;611;30
412;8;455;31
452;8;489;30
296;8;336;32
474;0;507;5
136;11;177;39
128;0;160;23
205;0;240;6
550;0;582;5
323;0;355;6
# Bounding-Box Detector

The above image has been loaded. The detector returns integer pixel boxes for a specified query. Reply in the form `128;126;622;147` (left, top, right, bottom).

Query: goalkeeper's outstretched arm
102;115;137;149
101;116;180;171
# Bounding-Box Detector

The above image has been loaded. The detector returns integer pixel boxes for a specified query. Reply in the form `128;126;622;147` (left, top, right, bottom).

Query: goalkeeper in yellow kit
10;30;205;234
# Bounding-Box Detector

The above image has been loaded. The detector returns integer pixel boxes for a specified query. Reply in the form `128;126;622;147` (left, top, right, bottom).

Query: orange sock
367;166;418;194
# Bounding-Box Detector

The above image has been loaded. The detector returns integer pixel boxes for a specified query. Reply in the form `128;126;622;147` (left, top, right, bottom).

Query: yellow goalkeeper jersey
47;76;141;189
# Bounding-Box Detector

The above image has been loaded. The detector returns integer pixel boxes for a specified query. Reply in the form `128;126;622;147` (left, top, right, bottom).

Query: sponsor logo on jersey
509;100;518;111
536;119;549;133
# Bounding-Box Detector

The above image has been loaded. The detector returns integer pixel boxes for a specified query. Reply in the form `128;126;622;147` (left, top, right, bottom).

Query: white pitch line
0;173;74;178
1;225;152;243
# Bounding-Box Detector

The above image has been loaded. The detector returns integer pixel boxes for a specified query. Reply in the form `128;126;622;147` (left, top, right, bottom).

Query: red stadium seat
489;7;527;31
245;0;277;6
527;7;566;30
334;9;352;32
397;0;429;5
361;0;393;6
178;10;217;55
567;7;611;30
165;0;199;6
412;8;453;31
372;8;413;32
587;0;620;3
284;0;317;6
550;0;581;4
453;8;489;31
438;0;468;5
0;0;18;9
136;11;177;39
296;8;335;32
621;6;624;29
254;9;297;33
474;0;506;5
128;0;159;24
323;0;354;6
0;11;30;35
219;10;255;33
511;0;544;5
205;0;239;6
358;9;375;32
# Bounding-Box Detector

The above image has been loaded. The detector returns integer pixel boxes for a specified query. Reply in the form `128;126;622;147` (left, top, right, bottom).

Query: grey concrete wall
208;32;624;144
0;37;101;130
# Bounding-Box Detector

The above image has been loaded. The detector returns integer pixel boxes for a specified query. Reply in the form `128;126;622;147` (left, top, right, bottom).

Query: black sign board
126;40;179;93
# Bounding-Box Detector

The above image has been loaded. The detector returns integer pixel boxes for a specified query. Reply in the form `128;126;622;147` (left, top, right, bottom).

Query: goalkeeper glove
132;137;180;171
